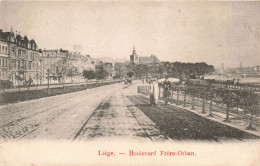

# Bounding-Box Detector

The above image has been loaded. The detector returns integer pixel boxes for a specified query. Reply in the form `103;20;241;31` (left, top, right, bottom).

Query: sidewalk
0;80;119;93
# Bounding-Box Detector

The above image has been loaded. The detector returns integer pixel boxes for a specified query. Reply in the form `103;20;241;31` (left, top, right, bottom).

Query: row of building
0;29;95;85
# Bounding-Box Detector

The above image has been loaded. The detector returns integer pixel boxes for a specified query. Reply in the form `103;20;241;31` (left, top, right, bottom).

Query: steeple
132;45;136;54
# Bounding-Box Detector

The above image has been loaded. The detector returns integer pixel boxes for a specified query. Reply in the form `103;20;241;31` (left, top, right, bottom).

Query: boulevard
0;81;258;143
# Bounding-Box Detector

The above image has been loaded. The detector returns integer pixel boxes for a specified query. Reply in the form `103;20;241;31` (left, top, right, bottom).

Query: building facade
0;29;40;85
130;46;160;64
40;49;70;84
0;39;9;80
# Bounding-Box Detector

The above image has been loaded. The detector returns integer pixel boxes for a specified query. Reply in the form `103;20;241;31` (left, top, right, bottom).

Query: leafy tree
114;62;128;79
127;71;134;78
104;63;113;77
23;77;33;90
83;69;96;81
0;80;13;91
95;63;109;81
15;70;25;91
67;66;78;82
55;58;71;90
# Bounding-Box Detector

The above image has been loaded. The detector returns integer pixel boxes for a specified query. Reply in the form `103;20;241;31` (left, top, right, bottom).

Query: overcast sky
0;1;260;68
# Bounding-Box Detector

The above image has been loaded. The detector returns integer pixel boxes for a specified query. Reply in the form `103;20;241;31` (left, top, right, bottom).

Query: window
0;58;2;66
28;62;32;70
0;45;1;53
5;46;7;54
2;46;4;53
5;59;7;66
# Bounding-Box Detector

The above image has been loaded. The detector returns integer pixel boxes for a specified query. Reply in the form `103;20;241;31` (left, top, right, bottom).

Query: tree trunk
246;111;254;130
224;104;230;122
62;74;65;90
207;92;213;117
201;94;206;114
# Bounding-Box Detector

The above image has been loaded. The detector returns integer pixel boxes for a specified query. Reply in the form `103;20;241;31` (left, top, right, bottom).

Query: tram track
0;96;90;142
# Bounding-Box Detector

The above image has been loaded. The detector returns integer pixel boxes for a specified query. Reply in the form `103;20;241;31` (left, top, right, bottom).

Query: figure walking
149;78;159;106
163;76;171;105
153;78;159;106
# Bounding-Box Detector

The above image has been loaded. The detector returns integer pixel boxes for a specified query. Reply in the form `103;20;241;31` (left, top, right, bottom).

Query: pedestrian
163;76;171;105
149;80;155;106
153;78;159;106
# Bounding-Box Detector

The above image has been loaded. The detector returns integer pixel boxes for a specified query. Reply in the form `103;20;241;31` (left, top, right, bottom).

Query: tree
55;58;71;90
23;77;33;90
83;69;96;81
127;71;134;78
15;70;25;91
95;63;109;81
114;62;128;79
104;63;113;78
67;66;78;82
0;80;13;91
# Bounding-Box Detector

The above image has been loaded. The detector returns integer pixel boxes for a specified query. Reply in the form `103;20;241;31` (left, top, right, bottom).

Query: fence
213;83;260;92
137;83;260;130
137;86;150;96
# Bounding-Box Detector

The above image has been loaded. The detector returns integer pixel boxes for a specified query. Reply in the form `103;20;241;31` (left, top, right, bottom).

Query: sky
0;1;260;69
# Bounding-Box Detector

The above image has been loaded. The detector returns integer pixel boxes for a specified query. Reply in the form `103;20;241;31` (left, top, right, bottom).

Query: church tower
130;46;139;63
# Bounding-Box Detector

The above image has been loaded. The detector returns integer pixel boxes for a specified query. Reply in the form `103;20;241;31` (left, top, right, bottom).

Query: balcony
0;53;8;58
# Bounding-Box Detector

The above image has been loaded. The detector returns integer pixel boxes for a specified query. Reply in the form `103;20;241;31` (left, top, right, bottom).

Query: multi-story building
0;36;9;80
0;29;40;85
40;49;70;84
1;28;97;85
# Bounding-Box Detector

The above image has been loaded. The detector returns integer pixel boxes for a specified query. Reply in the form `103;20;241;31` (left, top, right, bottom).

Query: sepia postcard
0;1;260;166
